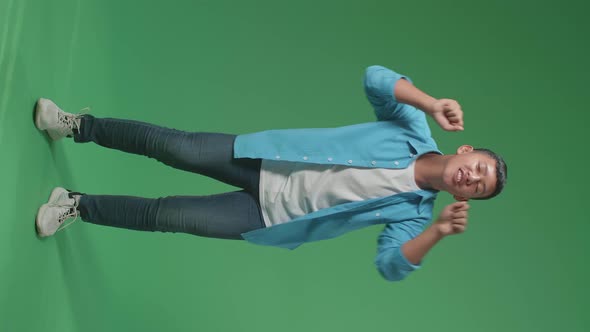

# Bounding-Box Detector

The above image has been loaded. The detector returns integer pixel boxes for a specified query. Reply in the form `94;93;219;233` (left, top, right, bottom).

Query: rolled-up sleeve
363;65;415;122
375;219;426;282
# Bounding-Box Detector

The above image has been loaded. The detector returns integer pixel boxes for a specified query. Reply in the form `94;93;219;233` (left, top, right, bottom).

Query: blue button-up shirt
234;65;441;281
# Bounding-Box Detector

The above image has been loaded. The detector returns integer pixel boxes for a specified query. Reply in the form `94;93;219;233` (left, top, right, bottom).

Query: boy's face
442;145;498;200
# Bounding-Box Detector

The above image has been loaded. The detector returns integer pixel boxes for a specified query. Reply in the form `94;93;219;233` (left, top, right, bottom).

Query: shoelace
56;207;79;232
57;107;92;137
50;194;81;233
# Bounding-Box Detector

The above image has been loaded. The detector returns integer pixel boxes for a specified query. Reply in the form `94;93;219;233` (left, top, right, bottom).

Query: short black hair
471;148;508;200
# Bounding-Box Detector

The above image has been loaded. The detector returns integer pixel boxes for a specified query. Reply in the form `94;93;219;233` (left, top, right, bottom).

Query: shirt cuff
394;245;422;271
366;65;414;103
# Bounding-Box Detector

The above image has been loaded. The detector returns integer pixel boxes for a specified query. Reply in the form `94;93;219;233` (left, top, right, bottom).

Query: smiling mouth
455;168;464;185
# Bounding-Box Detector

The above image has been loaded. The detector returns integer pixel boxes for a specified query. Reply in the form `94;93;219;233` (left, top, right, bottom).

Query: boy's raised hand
435;201;470;236
429;98;464;132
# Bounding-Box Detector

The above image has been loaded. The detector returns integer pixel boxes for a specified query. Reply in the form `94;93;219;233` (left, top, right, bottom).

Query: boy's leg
73;115;261;196
76;190;264;239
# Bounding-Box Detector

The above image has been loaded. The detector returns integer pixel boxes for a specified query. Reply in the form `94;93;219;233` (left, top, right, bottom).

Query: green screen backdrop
1;0;588;331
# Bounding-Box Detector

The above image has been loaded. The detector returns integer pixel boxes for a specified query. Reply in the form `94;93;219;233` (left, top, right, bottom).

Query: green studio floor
1;0;588;331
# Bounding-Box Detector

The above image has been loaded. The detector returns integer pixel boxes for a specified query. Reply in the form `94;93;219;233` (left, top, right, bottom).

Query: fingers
452;224;466;233
452;211;468;219
444;110;463;126
450;201;470;211
455;204;470;212
437;115;463;132
433;113;456;131
443;200;470;234
452;212;468;224
442;99;464;130
452;207;469;234
441;122;458;131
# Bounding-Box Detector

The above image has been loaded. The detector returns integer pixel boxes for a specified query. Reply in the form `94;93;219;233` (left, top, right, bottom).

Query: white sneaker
36;187;83;237
35;98;90;140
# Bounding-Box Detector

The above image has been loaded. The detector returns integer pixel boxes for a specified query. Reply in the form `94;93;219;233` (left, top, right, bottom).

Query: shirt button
409;154;415;157
375;213;381;217
371;161;376;165
347;159;353;164
327;157;333;162
394;161;399;166
303;156;308;160
275;155;281;159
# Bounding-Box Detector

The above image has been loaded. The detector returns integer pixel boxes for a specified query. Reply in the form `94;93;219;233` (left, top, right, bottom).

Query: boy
35;65;507;281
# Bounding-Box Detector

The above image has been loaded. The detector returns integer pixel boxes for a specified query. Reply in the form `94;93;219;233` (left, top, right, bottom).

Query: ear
454;195;469;202
456;145;474;155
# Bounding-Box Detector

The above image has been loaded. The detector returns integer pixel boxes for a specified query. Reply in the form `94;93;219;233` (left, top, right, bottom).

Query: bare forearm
401;224;445;265
402;201;470;267
394;78;437;115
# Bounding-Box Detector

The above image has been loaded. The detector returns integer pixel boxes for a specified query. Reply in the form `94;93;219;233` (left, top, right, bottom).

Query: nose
467;172;481;184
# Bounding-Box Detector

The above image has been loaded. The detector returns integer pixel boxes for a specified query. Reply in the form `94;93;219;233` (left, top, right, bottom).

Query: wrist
420;97;438;115
394;78;437;115
431;222;448;238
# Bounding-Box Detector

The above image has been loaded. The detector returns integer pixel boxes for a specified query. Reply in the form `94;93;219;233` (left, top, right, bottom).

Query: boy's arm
375;202;470;282
363;65;414;122
394;77;465;131
375;219;425;282
393;78;437;115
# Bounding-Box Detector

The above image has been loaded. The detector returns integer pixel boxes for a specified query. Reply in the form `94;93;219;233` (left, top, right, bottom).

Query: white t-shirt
258;160;420;227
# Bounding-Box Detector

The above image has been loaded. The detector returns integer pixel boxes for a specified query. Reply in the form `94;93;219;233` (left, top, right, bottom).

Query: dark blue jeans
73;115;265;240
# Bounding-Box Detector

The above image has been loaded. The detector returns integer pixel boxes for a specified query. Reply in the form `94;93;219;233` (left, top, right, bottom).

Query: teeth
457;169;463;184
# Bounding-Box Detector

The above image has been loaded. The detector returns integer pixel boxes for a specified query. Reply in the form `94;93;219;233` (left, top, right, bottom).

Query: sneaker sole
35;203;50;237
35;98;62;141
37;187;68;237
34;98;47;131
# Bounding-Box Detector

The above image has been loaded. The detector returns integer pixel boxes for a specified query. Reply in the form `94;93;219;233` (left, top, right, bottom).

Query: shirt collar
407;139;442;157
416;189;439;214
